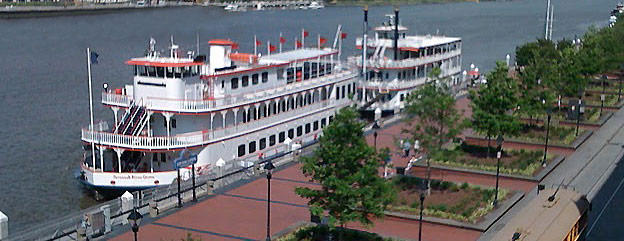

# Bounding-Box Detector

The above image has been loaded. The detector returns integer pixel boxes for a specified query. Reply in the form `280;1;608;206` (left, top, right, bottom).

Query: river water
0;0;613;233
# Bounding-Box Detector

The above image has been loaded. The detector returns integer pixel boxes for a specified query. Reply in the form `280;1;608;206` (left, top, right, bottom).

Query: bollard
120;191;134;224
253;161;261;176
149;201;158;217
0;211;7;241
206;180;215;195
100;204;111;234
76;227;86;241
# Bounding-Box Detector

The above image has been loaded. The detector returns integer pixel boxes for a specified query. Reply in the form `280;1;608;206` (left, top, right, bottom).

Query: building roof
489;188;589;241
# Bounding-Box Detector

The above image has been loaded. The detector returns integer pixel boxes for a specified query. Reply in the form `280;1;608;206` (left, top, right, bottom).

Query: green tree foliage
469;61;521;144
295;107;396;231
403;83;463;155
515;39;558;66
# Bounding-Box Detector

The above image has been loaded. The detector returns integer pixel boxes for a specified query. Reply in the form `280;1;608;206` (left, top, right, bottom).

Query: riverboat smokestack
394;7;399;61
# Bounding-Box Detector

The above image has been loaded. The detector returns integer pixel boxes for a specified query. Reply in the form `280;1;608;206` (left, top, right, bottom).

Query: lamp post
264;160;276;241
619;63;624;101
418;192;425;241
575;92;582;137
601;75;607;117
494;135;503;207
127;208;143;241
372;121;380;151
542;107;551;167
103;83;109;92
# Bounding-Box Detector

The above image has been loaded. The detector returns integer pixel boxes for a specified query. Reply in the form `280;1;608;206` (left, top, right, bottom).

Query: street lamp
127;208;143;241
542;107;552;167
619;63;624;101
575;91;582;137
494;134;504;207
601;75;607;117
103;83;109;92
372;121;380;151
418;192;425;241
264;160;276;241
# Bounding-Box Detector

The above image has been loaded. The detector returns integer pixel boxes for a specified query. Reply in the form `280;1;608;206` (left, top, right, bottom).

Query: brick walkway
111;163;482;241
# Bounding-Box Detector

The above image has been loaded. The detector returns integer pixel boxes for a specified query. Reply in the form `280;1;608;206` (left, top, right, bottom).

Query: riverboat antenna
549;4;554;40
394;7;399;60
362;5;368;105
544;0;551;40
196;30;200;54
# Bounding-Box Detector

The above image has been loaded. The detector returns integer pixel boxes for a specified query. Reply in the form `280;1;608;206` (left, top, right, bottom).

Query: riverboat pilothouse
351;9;463;115
78;37;357;195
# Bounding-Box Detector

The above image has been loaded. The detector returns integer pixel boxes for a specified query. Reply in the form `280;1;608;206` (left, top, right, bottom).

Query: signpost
173;150;198;208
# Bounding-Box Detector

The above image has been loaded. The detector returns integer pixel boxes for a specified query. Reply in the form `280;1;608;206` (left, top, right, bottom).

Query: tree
295;107;396;238
515;39;558;66
469;61;521;156
403;82;463;193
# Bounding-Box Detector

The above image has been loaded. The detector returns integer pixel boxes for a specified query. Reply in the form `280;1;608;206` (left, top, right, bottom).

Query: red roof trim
126;60;204;67
209;39;237;46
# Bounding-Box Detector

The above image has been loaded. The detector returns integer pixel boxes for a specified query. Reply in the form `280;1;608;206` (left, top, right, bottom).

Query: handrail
101;71;355;112
348;50;461;69
82;99;336;150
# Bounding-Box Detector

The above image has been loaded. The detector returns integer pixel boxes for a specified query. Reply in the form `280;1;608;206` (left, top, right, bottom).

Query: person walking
403;140;411;157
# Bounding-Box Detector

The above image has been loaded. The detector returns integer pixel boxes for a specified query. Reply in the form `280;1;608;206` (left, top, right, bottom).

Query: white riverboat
78;37;357;195
350;10;463;115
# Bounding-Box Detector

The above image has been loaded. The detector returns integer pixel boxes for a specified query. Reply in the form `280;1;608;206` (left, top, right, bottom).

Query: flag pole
301;29;305;48
279;32;283;53
339;31;342;61
267;41;271;56
318;34;320;49
254;35;258;55
86;48;96;170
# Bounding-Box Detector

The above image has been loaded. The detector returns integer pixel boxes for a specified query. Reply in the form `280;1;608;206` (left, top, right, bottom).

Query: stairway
360;93;386;111
115;103;149;136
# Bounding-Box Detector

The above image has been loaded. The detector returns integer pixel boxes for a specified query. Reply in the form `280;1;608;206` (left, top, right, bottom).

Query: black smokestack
394;7;399;61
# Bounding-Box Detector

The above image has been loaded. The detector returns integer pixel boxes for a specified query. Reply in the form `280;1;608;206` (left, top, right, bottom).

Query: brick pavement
110;163;482;241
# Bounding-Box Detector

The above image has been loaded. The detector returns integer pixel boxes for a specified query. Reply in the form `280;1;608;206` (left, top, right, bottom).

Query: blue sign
173;150;198;170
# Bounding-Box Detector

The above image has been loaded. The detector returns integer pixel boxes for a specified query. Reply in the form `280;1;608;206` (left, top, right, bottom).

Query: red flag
269;44;277;52
319;37;327;45
232;42;240;49
279;36;287;44
341;32;348;39
296;41;303;48
303;30;309;38
255;40;262;46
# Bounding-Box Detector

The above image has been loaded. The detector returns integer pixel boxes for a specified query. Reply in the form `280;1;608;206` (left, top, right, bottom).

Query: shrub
410;201;420;209
460;182;469;190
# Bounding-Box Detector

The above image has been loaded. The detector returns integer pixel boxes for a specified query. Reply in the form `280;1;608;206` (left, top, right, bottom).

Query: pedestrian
414;140;420;154
403;140;411;157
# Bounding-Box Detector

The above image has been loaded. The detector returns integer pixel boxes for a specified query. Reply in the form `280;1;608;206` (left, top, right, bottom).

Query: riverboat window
262;72;269;83
297;126;303;137
269;135;276;146
231;78;239;89
329;116;334;124
336;86;340;100
305;123;311;134
279;132;285;143
221;80;225;89
321;118;327;128
342;86;346;98
288;129;294;139
400;94;404;101
313;121;319;131
252;74;259;85
171;119;176;128
242;76;249;87
147;66;156;77
249;141;256;154
238;145;245;157
259;138;266;150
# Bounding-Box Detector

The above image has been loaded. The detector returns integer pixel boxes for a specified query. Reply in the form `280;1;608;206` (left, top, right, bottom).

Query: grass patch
512;123;579;146
389;175;508;223
430;144;552;176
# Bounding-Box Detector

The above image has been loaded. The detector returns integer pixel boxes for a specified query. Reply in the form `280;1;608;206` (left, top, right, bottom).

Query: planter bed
388;175;509;224
520;106;613;128
276;224;400;241
427;144;556;177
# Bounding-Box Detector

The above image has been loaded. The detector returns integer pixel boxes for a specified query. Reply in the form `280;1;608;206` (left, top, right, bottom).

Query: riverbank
327;0;485;6
0;2;192;19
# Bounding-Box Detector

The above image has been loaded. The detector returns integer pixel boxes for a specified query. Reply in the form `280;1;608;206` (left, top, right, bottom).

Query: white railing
349;50;460;69
82;99;339;150
101;71;356;112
